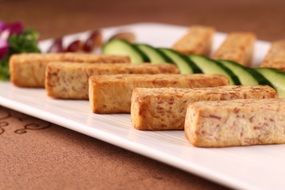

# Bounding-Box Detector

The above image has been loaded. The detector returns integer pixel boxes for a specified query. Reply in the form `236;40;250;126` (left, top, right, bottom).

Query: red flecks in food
208;114;222;120
253;126;262;130
249;115;255;122
233;107;240;113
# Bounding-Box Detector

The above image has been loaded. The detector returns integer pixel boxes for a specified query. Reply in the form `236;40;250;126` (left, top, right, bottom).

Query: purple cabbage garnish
6;22;23;35
0;21;23;41
0;21;39;80
0;39;8;59
0;21;24;59
0;21;5;32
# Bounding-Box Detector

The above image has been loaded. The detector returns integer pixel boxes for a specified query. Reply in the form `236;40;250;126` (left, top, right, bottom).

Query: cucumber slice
246;68;272;86
219;60;259;86
255;68;285;97
102;39;150;64
136;44;172;64
189;55;240;85
159;48;202;74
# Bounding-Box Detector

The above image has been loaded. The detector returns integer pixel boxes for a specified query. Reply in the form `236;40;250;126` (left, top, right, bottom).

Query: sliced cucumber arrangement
135;44;172;64
255;68;285;97
159;48;201;74
220;60;259;86
189;55;240;85
102;39;285;96
102;39;150;64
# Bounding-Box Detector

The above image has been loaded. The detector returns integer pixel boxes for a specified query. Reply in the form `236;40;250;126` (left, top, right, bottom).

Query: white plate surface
1;23;283;190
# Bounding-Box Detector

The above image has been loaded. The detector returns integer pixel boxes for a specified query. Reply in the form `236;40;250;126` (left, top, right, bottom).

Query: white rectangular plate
0;23;283;190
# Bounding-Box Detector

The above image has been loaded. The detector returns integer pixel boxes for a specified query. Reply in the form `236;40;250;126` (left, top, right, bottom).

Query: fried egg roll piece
261;40;285;71
185;98;285;147
131;86;276;130
89;74;228;113
213;32;256;66
10;53;130;88
46;63;179;99
172;25;215;55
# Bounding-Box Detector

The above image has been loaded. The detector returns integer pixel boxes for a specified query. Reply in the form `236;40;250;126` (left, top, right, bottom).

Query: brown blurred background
1;0;285;41
0;0;285;189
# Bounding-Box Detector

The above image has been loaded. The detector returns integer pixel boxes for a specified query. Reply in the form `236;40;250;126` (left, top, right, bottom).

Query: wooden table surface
0;0;284;189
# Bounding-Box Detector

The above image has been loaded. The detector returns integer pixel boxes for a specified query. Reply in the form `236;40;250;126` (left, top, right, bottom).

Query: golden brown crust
213;32;256;66
184;105;200;145
46;63;179;100
9;53;130;88
89;74;229;114
185;98;285;147
60;53;131;63
172;25;215;55
261;40;285;71
10;54;62;88
131;86;277;130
